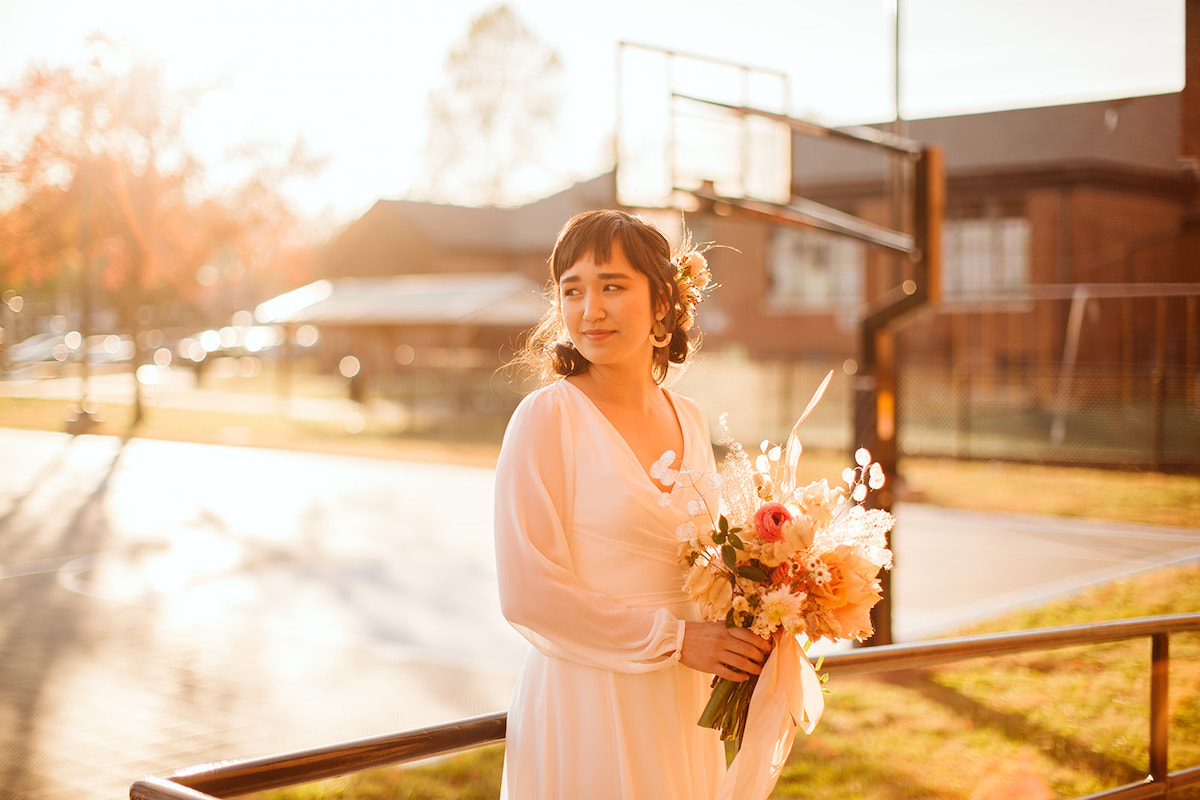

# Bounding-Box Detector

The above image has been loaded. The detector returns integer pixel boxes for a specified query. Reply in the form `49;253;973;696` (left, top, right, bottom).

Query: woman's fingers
680;621;774;680
680;621;745;676
714;663;752;682
718;651;763;681
730;627;775;656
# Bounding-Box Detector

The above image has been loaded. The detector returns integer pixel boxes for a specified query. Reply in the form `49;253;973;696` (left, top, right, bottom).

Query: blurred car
2;331;134;370
4;332;61;365
85;334;135;363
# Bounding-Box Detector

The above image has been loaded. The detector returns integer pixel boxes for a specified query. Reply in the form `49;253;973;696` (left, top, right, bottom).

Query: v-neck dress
494;379;725;800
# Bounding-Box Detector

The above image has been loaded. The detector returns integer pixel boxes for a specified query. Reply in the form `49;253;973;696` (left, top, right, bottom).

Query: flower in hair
684;253;710;287
673;251;713;332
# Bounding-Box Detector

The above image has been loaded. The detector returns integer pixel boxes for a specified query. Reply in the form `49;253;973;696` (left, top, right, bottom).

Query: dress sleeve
494;387;684;673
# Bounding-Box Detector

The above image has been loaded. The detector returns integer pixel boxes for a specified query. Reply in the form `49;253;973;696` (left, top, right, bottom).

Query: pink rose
753;501;792;543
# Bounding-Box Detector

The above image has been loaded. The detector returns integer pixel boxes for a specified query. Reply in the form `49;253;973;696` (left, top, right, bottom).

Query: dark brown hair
515;209;702;385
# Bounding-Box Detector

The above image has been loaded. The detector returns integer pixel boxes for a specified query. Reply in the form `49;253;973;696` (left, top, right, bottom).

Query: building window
942;215;1030;299
767;226;865;310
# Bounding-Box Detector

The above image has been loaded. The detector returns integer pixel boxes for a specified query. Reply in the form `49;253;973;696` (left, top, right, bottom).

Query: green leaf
719;515;730;534
727;531;745;550
712;530;726;545
721;544;737;571
737;564;771;582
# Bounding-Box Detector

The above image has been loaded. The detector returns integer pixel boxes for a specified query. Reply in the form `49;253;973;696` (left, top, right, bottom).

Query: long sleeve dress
494;379;725;800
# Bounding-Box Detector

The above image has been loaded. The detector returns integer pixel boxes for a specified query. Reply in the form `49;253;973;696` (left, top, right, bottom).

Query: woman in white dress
495;210;772;800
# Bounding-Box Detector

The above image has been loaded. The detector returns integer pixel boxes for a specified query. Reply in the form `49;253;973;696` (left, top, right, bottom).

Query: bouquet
654;372;894;745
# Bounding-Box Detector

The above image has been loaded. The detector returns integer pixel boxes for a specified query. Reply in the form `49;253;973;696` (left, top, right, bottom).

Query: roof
254;273;549;328
792;93;1183;188
368;172;617;254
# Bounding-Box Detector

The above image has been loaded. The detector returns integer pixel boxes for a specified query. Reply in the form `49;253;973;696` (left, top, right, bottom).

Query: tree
415;4;565;207
0;42;199;421
0;37;317;422
197;139;323;314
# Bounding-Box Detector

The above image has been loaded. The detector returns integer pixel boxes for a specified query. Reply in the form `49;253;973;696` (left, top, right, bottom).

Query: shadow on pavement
0;434;129;797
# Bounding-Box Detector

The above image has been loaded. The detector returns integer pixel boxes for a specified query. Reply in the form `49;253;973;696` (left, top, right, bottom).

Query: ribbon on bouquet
714;632;825;800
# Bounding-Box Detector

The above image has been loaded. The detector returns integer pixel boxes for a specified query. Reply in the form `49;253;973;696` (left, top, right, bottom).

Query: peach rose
753;501;792;543
807;545;883;641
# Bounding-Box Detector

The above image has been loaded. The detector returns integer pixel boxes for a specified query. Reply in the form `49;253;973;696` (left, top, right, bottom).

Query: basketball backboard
616;43;791;210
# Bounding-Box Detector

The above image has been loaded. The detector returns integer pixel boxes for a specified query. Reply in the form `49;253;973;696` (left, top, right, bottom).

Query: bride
494;209;771;799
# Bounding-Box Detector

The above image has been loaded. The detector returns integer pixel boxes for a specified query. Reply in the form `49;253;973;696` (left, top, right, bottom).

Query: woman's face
558;239;657;373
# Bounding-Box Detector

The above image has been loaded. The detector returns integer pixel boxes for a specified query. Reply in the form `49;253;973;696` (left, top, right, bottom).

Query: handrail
131;613;1200;800
821;613;1200;675
132;711;507;799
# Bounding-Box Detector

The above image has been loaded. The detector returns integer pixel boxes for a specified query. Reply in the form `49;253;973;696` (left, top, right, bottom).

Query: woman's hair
513;209;711;386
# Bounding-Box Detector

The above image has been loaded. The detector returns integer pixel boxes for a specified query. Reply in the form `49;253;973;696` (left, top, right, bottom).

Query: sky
0;0;1186;225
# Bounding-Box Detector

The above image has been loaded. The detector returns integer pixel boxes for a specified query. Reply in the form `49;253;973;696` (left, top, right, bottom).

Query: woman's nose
583;290;605;320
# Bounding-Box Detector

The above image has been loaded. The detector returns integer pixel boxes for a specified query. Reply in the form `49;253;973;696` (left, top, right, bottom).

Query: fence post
1153;297;1167;471
1187;296;1197;413
1149;633;1169;784
954;361;971;460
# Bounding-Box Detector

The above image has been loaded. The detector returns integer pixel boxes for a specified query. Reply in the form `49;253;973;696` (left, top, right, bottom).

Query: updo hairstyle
516;209;708;386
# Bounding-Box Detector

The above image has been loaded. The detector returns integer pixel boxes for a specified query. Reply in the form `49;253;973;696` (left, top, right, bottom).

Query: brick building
294;17;1198;465
319;85;1195;371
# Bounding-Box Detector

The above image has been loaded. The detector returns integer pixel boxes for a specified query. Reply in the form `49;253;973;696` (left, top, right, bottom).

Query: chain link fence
898;360;1198;470
673;353;1200;472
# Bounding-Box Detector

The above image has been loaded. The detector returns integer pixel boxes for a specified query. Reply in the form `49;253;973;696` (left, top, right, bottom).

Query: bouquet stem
698;674;759;746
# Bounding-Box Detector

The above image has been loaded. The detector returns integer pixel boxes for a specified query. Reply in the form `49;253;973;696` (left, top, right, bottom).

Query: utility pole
860;0;907;647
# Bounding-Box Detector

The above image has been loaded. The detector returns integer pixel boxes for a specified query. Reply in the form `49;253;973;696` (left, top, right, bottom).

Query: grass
0;394;507;467
237;565;1200;800
899;458;1200;530
239;746;506;800
2;392;1197;527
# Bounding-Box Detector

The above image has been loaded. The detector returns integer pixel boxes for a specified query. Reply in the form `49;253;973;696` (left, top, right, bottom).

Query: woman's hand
679;621;773;682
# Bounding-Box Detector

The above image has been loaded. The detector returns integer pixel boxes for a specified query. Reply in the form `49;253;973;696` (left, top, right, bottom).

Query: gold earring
650;319;671;348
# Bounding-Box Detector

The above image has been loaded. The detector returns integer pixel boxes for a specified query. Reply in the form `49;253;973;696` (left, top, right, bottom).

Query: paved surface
1;376;1199;799
1;429;523;800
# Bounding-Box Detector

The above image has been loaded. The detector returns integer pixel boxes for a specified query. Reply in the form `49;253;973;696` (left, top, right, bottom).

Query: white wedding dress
494;379;725;800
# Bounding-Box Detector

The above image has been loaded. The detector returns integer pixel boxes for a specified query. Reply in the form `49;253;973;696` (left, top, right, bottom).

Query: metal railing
131;613;1200;800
